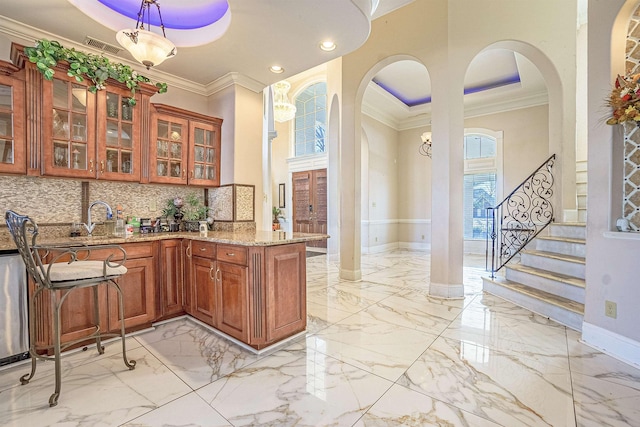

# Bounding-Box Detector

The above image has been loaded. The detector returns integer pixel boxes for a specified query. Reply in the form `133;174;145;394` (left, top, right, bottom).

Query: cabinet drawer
191;240;216;258
216;245;247;265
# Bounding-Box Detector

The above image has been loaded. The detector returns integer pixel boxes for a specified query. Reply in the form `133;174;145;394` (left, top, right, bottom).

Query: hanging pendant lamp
116;0;177;69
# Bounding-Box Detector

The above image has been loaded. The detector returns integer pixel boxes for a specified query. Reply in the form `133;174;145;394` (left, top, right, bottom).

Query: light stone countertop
0;230;329;251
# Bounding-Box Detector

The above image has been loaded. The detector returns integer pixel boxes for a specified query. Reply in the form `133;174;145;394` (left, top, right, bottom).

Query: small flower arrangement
606;73;640;125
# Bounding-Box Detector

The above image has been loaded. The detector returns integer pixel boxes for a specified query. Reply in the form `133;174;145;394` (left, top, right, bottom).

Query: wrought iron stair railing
486;154;556;277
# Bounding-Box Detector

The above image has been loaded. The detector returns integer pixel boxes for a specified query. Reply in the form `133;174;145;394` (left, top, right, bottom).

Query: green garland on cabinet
24;39;168;106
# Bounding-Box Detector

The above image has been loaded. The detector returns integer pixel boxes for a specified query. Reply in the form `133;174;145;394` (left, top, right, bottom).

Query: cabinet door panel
96;89;141;181
159;239;184;319
108;256;156;331
58;285;109;345
216;261;248;342
265;244;306;342
42;75;96;178
191;256;216;325
188;120;220;186
0;72;26;174
150;113;188;184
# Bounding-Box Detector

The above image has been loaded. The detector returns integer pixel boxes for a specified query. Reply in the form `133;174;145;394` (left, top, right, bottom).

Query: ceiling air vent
83;37;121;55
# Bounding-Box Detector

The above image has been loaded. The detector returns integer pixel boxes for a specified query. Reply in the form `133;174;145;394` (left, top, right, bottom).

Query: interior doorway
292;169;327;248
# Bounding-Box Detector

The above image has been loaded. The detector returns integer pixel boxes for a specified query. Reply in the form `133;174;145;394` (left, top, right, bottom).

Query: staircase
483;222;585;330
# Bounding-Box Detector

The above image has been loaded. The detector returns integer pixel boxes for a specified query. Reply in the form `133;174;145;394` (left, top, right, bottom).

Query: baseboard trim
339;268;362;281
399;242;431;251
581;321;640;369
428;282;465;299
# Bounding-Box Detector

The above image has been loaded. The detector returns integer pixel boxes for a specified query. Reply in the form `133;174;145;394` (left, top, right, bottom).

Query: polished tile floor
1;250;639;426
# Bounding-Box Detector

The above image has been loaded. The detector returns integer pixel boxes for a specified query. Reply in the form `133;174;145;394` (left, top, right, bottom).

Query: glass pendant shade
273;81;297;123
116;29;176;69
115;0;177;70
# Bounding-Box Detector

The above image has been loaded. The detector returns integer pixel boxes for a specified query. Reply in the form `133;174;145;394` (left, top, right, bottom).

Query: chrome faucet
83;201;113;235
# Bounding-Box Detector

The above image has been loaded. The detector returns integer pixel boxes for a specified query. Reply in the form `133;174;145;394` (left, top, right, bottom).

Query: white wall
361;114;399;252
584;0;640;366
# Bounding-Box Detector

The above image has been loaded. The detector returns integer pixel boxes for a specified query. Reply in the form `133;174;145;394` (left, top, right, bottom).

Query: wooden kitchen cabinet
187;240;217;325
34;241;156;353
190;254;217;325
42;72;97;179
107;253;156;332
0;60;26;175
264;243;307;343
11;43;157;180
158;239;185;320
215;245;249;342
149;104;222;186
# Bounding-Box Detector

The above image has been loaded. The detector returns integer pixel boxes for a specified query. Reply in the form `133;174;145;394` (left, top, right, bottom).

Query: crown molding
204;72;266;96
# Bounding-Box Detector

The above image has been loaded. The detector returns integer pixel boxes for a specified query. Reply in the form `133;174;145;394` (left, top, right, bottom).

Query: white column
429;66;465;299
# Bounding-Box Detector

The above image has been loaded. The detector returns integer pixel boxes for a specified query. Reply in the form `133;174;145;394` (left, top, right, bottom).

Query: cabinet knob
100;160;105;174
182;169;186;179
215;267;221;282
226;253;235;257
200;247;207;252
89;159;94;173
186;242;192;258
209;265;215;280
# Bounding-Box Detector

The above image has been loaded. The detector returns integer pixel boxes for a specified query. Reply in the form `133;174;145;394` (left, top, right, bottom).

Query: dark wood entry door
292;169;327;248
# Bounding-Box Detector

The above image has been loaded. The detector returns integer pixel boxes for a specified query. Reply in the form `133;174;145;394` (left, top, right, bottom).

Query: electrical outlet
421;234;425;240
375;237;378;242
605;300;617;318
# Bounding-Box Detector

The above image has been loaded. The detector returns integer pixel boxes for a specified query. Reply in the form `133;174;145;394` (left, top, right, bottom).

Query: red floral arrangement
607;73;640;125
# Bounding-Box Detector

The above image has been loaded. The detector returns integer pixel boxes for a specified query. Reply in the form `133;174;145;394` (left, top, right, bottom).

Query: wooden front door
292;169;327;248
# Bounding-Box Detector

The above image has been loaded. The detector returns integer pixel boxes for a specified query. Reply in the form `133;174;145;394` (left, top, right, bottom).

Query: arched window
463;134;498;240
294;82;327;157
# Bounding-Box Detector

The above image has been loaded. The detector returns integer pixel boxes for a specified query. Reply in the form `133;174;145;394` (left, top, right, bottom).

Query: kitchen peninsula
3;230;327;353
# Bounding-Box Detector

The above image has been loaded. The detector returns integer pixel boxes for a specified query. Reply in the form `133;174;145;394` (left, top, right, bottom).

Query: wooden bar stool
4;210;135;407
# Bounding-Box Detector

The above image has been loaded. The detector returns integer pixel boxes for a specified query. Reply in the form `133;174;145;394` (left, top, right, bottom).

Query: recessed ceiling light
319;41;336;51
270;65;284;74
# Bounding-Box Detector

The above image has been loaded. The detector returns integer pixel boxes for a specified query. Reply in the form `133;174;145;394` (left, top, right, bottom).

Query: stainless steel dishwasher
0;250;29;366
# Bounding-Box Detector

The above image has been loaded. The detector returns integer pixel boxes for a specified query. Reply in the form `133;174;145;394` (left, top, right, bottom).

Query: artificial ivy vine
24;39;168;106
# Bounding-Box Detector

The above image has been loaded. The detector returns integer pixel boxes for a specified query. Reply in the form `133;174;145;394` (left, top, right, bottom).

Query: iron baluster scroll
486;154;556;277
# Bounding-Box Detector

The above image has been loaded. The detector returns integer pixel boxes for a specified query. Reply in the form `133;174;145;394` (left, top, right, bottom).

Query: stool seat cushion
42;261;127;282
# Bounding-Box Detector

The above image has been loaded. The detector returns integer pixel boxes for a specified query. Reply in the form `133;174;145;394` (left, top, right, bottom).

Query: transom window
463;134;497;240
294;82;326;157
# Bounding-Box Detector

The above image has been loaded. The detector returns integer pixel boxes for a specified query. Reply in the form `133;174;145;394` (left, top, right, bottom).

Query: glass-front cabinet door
150;113;188;184
188;120;221;187
0;72;25;174
42;76;96;178
96;89;141;181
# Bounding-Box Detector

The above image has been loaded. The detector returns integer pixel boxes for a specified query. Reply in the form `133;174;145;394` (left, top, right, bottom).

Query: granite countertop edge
0;231;329;251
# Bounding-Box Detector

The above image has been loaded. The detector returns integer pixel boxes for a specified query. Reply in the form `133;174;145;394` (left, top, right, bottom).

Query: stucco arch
466;40;565;212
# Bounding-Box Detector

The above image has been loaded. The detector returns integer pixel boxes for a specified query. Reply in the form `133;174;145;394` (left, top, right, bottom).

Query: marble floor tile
306;300;355;335
197;347;393;427
357;289;466;335
306;285;390;314
1;249;637;427
572;371;640;427
306;313;439;381
136;322;261;390
0;334;142;393
398;336;576;427
122;391;232;427
567;329;640;392
353;383;501;427
0;345;192;427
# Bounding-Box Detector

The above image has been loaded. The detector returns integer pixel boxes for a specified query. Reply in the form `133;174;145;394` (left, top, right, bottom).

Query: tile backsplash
0;176;256;242
1;175;196;224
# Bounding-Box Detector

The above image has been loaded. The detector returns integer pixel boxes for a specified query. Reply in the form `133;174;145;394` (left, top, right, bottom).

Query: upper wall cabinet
150;104;222;187
11;43;157;181
0;60;26;175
